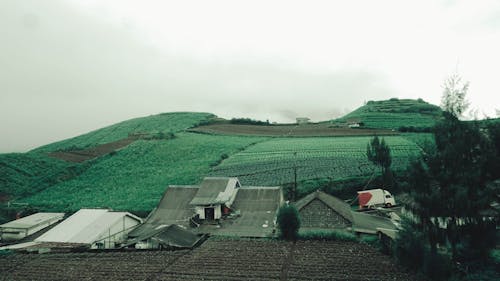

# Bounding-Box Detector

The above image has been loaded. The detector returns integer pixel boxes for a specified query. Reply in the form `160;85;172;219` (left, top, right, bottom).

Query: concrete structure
189;177;240;220
36;209;142;249
0;213;64;241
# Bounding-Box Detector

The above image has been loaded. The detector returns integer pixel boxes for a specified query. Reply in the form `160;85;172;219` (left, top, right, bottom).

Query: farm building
35;209;142;249
129;177;283;238
0;212;64;241
190;177;240;220
296;117;310;125
294;190;354;229
294;190;398;235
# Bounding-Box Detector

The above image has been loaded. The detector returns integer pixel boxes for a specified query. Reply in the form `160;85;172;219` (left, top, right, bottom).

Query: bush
423;251;452;280
229;118;270;126
276;204;300;241
298;230;356;241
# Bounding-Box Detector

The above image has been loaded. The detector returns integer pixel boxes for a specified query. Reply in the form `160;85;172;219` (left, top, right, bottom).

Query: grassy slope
1;112;214;202
335;98;442;130
0;153;71;198
21;133;267;211
34;112;214;152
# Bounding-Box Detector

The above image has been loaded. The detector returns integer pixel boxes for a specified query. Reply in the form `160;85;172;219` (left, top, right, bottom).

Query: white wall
91;216;141;249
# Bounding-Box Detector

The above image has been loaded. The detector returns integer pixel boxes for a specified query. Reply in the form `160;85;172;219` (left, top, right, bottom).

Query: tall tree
405;74;497;265
367;136;393;188
440;74;470;118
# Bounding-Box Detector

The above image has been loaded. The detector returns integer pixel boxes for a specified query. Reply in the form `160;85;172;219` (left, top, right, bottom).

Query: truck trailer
357;189;396;209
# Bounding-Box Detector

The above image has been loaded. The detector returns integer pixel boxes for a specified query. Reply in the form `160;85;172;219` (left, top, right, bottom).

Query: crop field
0;153;71;199
34;112;214;153
0;239;416;281
335;99;442;130
190;123;398;137
211;136;421;186
20;133;266;211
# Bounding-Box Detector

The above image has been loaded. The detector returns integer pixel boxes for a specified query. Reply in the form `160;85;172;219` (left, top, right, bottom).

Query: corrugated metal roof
189;177;237;205
196;186;283;237
152;224;204;249
294;190;354;223
0;213;65;229
36;209;141;244
128;186;198;238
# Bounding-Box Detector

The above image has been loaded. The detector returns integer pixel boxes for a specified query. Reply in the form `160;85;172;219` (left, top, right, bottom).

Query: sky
1;0;500;152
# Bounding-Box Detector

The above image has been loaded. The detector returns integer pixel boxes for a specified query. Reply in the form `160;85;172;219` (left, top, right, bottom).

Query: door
204;207;215;220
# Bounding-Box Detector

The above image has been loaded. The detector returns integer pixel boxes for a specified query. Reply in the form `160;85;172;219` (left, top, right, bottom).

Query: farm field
20;133;267;212
190;123;398;137
34;112;214;153
211;136;421;186
335;98;442;130
0;239;417;281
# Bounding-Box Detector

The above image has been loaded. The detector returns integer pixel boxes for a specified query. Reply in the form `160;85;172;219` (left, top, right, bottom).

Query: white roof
0;213;64;229
35;209;141;244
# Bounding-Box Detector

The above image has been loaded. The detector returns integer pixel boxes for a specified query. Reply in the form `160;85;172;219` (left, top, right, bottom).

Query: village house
129;177;283;240
189;177;240;220
35;209;142;249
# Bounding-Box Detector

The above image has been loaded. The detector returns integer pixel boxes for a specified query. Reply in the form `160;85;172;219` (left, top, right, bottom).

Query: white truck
357;189;396;209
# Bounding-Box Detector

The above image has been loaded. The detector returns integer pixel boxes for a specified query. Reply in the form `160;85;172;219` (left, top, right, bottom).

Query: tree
367;136;393;188
403;75;498;269
441;74;470;118
276;204;301;240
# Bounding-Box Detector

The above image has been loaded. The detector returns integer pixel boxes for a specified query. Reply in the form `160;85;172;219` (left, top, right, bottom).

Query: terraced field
0;239;417;281
211;136;421;186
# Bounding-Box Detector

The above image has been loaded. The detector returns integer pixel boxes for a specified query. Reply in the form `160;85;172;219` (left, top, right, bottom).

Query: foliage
20;133;266;211
402;108;499;278
393;218;426;272
229;118;270;126
0;152;72;198
298;229;357;241
336;98;442;130
277;204;301;240
441;74;470;118
367;136;393;189
34;112;214;153
211;136;420;187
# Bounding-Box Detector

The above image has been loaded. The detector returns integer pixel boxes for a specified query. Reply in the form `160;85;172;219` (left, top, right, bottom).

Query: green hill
1;107;438;215
335;98;442;131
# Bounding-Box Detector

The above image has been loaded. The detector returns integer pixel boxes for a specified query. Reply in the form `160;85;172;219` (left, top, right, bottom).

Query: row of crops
21;133;266;211
0;239;416;281
211;136;422;186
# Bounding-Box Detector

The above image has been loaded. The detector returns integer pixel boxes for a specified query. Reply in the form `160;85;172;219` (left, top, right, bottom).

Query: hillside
334;98;442;131
0;105;437;215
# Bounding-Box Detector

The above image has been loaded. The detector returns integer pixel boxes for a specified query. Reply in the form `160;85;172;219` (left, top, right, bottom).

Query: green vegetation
335;98;442;130
277;204;301;240
0;153;72;198
34;112;214;152
20;133;266;211
298;229;357;241
211;136;420;186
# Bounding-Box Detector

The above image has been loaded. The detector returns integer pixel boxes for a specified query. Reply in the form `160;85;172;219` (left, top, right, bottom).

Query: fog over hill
1;0;500;152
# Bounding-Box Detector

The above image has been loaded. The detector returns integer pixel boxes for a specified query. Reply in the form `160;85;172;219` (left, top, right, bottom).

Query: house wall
217;178;239;206
91;216;141;249
195;206;205;219
299;199;351;229
195;205;222;220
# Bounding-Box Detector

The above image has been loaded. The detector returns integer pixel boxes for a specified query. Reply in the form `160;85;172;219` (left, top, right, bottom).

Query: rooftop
0;213;65;229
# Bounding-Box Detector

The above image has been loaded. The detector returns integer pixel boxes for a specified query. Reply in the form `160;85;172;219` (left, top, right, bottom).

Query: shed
296;117;310;125
0;213;64;241
189;177;241;220
35;209;142;249
294;190;354;229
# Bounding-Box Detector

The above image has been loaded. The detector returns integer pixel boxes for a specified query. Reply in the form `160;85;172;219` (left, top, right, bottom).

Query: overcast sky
1;0;500;152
